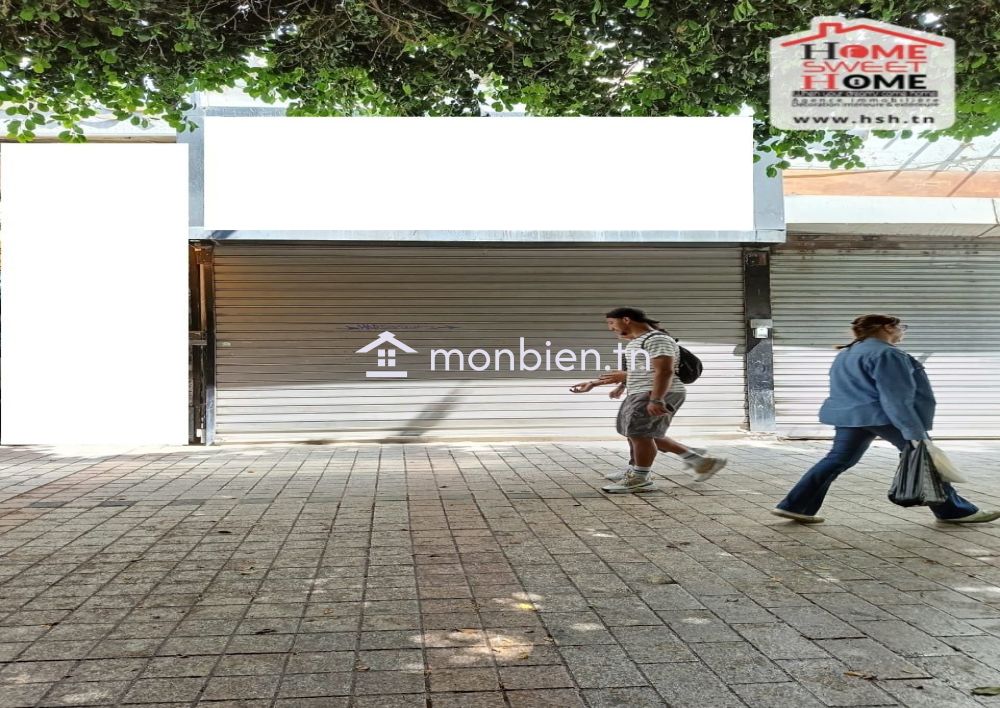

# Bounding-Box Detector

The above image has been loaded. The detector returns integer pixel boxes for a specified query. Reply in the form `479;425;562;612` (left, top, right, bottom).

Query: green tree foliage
2;0;997;169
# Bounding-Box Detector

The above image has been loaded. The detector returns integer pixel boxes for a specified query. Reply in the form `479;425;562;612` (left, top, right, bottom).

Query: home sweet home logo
770;17;954;131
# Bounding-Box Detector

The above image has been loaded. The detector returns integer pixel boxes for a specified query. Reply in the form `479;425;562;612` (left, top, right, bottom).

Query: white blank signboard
204;116;753;231
1;144;188;445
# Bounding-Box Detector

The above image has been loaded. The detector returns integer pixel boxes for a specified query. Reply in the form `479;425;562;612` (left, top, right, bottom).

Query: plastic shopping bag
925;441;968;484
888;441;948;507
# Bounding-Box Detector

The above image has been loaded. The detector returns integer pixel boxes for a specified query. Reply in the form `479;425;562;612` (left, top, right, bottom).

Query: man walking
597;307;727;493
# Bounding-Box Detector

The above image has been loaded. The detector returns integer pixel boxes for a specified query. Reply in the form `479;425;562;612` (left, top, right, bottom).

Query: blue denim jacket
818;338;936;440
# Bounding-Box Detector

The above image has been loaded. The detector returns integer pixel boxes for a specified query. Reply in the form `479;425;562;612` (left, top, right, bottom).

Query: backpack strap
640;331;673;350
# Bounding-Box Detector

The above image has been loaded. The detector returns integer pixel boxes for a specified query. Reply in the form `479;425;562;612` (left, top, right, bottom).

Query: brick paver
1;439;999;707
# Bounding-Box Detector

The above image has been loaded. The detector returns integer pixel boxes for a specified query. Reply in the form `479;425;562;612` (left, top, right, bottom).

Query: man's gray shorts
616;391;686;438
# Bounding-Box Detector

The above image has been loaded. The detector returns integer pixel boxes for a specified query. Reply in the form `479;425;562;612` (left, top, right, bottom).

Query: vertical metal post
177;93;205;232
181;94;216;443
189;244;203;443
744;247;776;432
200;245;217;444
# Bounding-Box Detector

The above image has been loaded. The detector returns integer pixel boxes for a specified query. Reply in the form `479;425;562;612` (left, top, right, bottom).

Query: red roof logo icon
780;21;945;48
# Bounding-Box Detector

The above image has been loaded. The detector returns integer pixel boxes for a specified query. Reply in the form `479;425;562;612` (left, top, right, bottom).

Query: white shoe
771;508;825;524
938;510;1000;524
602;474;655;494
605;467;631;482
687;456;727;482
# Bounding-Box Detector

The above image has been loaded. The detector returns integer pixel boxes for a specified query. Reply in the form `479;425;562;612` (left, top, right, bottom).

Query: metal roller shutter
772;243;1000;438
213;244;747;443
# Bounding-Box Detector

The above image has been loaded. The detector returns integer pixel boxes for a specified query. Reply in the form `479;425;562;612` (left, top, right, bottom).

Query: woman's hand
570;381;597;394
609;385;626;399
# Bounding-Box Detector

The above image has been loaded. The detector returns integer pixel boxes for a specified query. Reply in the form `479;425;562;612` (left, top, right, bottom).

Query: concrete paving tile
428;667;500;692
430;692;506;708
884;604;985;637
202;674;281;700
771;606;866;640
352;695;427;708
658;610;743;643
504;688;586;707
0;642;31;661
804;592;897;623
274;699;349;708
942;634;1000;668
559;645;648;688
735;623;830;660
292;632;357;652
214;652;289;676
140;655;216;679
918;590;1000;619
42;623;115;641
354;670;427;695
641;661;746;708
817;638;927;679
357;649;424;671
610;625;696;663
155;636;229;656
0;682;54;708
17;640;96;661
731;681;828;708
580;687;666;707
276;672;353;698
491;643;563;667
226;634;295;654
700;595;777;624
39;680;131;706
499;666;574;690
777;659;896;706
122;677;207;703
851;619;957;657
638;584;705;611
876;677;985;708
0;626;50;642
537;613;616;646
285;650;356;674
969;618;1000;638
586;597;662;628
0;660;75;684
691;641;788;683
425;646;492;669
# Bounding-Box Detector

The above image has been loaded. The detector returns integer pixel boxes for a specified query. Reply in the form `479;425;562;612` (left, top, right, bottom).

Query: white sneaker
687;455;728;482
605;467;632;482
938;510;1000;524
771;508;825;524
602;474;655;494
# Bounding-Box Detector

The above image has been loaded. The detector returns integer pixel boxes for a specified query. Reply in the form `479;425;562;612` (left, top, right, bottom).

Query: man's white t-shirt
624;331;685;396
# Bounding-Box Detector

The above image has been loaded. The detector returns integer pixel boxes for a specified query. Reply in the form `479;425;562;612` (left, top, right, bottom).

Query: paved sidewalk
2;439;1000;707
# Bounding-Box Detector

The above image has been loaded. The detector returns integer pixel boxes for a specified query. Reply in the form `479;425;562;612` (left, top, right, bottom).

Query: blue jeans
777;425;978;520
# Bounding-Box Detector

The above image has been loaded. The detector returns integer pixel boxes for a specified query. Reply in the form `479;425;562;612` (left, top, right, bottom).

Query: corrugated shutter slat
213;244;748;443
773;246;1000;438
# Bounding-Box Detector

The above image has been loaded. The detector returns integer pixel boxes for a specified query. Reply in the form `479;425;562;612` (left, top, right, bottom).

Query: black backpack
636;331;704;385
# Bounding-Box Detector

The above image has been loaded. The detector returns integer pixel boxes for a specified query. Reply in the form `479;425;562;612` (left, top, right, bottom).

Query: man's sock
680;450;704;461
632;465;652;478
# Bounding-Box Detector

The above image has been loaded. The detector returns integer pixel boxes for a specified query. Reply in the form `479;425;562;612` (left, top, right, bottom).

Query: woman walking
773;314;999;525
